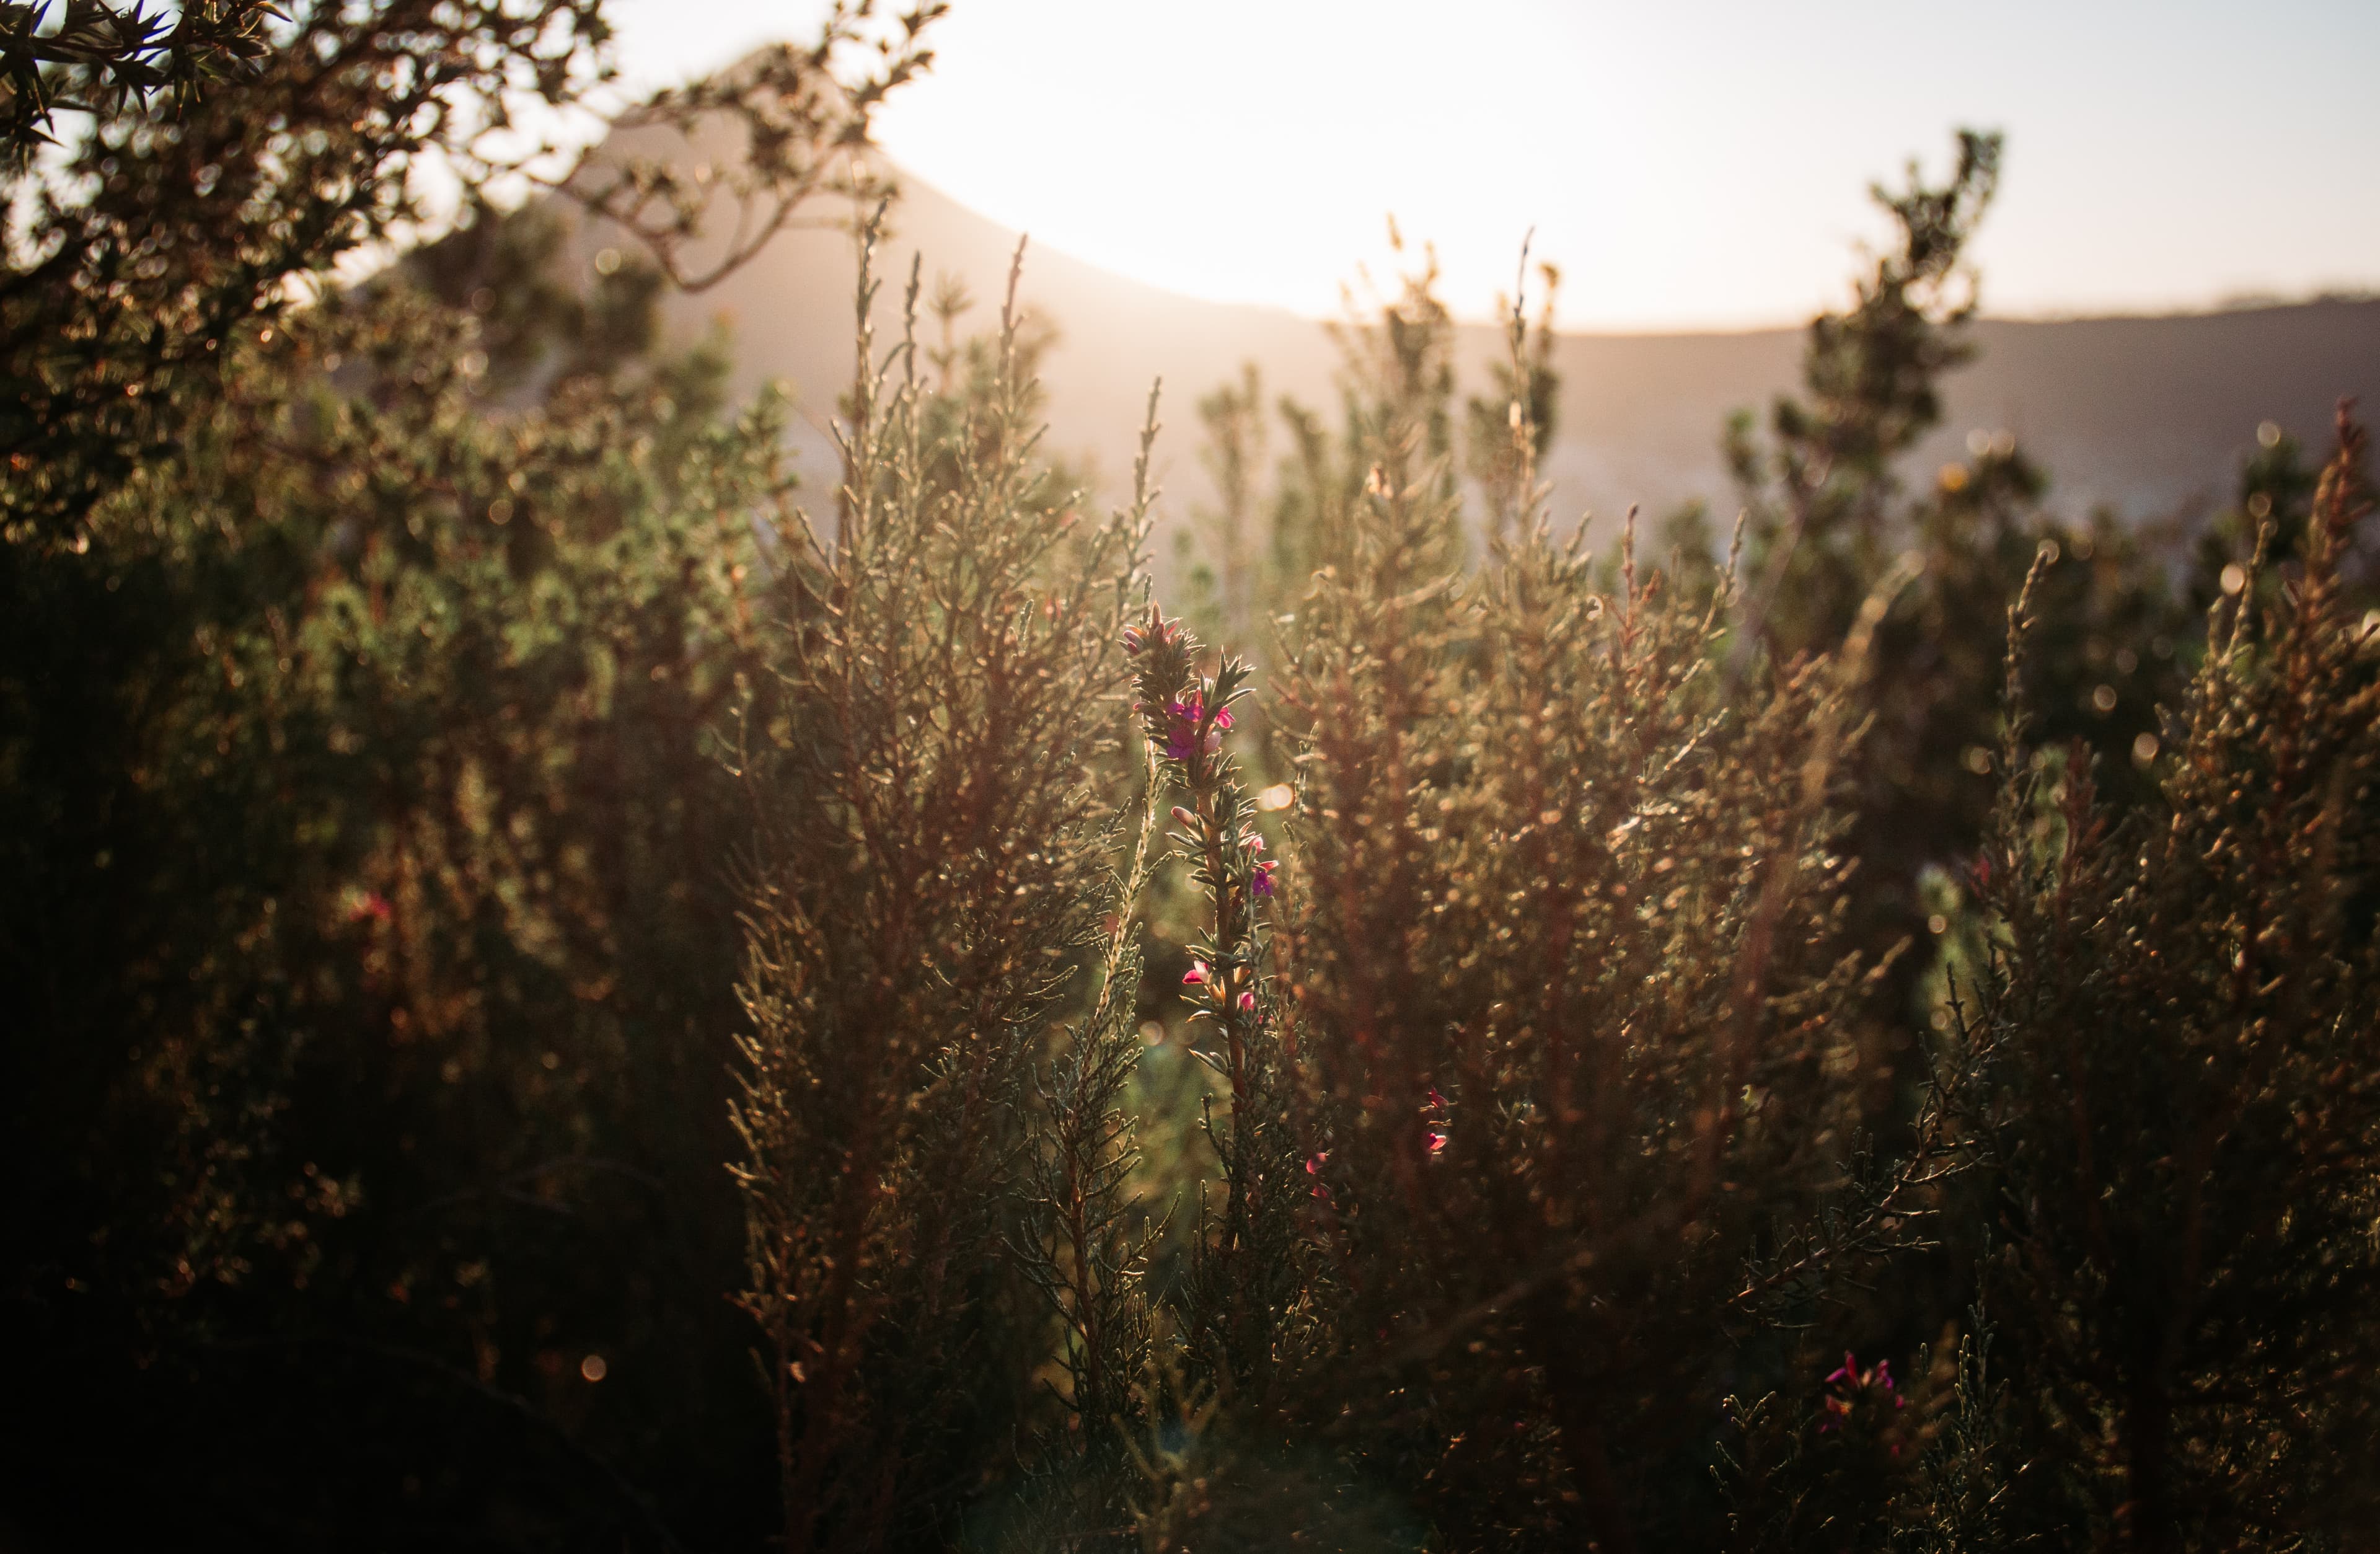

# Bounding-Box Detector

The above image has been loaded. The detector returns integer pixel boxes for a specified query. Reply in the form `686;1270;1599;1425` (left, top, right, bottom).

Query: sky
594;0;2380;330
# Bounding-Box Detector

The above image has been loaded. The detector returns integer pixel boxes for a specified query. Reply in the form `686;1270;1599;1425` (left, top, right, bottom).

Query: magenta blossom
1817;1350;1906;1435
1160;694;1231;761
1824;1351;1898;1394
1182;960;1210;986
1251;859;1279;898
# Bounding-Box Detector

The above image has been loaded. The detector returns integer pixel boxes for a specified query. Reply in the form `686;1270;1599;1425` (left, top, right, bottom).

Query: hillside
578;153;2380;537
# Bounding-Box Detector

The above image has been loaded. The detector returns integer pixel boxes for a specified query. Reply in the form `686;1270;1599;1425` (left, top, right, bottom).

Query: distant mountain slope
578;152;2380;536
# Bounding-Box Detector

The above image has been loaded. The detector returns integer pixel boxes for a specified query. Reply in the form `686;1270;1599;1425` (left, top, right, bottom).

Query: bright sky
600;0;2380;330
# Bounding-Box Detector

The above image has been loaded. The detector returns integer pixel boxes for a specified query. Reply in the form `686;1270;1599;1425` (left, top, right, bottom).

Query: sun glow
604;0;2380;329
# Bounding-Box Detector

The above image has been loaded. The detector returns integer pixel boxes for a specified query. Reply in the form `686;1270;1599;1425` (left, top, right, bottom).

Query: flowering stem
1126;604;1291;1382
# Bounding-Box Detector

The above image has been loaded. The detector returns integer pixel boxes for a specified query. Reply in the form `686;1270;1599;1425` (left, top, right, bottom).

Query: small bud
1171;805;1199;829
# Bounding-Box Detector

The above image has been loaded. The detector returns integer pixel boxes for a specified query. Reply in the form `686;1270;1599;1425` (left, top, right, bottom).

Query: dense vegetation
4;6;2374;1550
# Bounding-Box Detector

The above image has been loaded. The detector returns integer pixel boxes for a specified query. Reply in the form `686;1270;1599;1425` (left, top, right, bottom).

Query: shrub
1949;406;2380;1548
729;236;1154;1554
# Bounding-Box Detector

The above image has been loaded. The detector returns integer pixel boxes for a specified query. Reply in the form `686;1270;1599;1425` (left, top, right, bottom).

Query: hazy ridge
589;156;2380;535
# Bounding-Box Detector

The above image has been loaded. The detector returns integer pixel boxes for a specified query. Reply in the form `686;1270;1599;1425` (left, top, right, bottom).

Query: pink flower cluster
1818;1351;1906;1440
1183;958;1261;1015
1157;692;1230;761
1238;826;1279;898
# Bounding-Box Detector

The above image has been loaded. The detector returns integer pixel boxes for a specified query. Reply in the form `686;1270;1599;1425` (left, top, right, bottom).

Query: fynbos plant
1126;608;1312;1413
999;733;1166;1550
728;231;1150;1554
1262;283;1923;1548
1950;405;2380;1548
995;432;1171;1554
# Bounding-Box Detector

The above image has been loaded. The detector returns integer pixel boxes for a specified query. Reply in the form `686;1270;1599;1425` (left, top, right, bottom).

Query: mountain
573;148;2380;539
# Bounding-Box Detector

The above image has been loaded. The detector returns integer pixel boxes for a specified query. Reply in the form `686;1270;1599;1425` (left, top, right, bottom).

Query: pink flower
1425;1126;1448;1155
1158;694;1232;761
1160;701;1194;759
1239;829;1265;853
1199;705;1233;756
348;890;392;924
1160;697;1203;759
1237;991;1256;1012
1182;960;1209;986
1426;1087;1447;1111
1818;1348;1906;1435
1251;860;1279;898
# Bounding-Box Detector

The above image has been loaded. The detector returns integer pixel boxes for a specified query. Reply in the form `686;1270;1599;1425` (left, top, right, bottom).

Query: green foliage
0;0;280;166
2;196;803;1543
1;0;938;542
1463;252;1561;543
1140;126;2380;1553
1178;233;1492;663
1269;371;1898;1549
2;5;941;1533
1947;415;2380;1548
1002;743;1168;1548
1712;135;2203;1192
1730;128;2003;656
728;235;1152;1554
